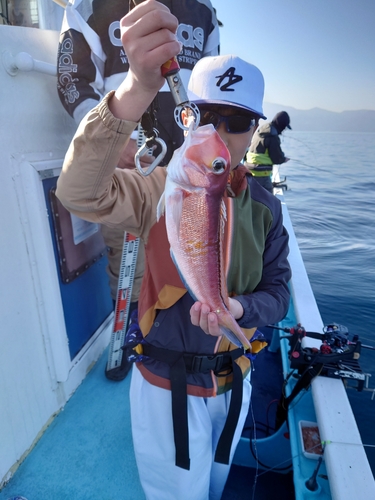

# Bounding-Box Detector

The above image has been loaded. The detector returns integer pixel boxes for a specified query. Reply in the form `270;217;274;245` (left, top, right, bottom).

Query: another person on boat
245;110;291;193
56;2;291;498
56;0;220;380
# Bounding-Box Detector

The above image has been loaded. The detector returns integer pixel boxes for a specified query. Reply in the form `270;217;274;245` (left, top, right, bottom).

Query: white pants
130;365;252;500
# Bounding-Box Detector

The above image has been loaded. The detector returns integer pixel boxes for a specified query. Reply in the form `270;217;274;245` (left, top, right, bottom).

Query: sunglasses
198;109;257;134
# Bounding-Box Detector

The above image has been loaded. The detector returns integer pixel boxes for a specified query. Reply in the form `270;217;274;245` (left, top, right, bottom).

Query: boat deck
0;335;295;500
0;349;141;500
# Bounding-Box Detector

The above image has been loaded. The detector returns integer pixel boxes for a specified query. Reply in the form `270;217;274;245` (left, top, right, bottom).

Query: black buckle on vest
187;354;225;374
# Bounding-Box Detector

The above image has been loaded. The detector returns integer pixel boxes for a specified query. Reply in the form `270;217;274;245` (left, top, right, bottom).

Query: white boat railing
2;50;57;77
280;196;375;500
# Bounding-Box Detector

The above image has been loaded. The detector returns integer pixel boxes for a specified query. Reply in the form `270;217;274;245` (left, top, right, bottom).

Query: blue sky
212;0;375;112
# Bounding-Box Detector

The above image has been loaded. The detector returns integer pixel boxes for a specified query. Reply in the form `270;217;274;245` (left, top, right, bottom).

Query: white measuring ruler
105;126;149;376
106;232;139;374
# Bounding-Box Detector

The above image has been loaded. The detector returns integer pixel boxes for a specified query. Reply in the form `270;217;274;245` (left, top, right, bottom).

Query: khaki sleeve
56;91;167;242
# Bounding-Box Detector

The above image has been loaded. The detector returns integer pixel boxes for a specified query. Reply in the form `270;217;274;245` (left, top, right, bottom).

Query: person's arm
234;199;291;327
202;2;220;57
266;134;288;165
57;0;107;125
56;1;181;235
108;1;180;122
190;200;291;336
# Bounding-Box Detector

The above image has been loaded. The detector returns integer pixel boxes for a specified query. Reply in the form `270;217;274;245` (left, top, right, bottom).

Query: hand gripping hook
135;52;200;176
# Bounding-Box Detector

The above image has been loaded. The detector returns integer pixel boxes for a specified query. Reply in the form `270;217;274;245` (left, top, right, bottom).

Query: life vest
125;308;267;470
246;149;273;166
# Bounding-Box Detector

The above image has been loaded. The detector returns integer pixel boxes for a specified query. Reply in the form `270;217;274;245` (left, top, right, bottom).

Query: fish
157;123;251;349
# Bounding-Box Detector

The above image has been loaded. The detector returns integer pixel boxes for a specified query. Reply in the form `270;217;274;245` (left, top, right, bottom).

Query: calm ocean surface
279;131;375;473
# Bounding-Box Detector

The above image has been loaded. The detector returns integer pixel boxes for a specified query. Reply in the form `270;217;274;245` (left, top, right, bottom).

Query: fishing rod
270;322;375;351
286;152;355;182
282;134;318;160
281;134;358;180
266;321;375;428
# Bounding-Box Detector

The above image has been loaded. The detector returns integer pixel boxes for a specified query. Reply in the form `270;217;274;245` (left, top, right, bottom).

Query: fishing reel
283;323;372;399
275;323;362;374
321;323;350;353
275;322;365;429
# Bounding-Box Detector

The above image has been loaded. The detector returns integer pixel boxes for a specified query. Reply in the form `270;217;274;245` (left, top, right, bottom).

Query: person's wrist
109;73;160;122
229;298;244;320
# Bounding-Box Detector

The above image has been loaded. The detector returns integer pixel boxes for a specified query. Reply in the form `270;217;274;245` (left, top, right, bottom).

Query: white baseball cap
188;55;266;119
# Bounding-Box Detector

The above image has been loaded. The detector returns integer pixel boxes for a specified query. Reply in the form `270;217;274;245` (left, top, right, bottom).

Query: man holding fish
56;1;291;498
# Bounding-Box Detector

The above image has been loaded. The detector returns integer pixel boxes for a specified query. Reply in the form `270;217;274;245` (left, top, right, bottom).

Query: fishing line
283;135;355;181
250;367;259;500
248;438;375;481
322;440;375;449
288;158;352;179
270;135;338;182
283;134;318;162
290;159;326;171
283;134;321;173
253;443;321;478
289;158;313;168
248;426;293;473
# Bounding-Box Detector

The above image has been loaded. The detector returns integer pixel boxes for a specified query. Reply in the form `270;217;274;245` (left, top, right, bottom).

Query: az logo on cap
215;67;243;92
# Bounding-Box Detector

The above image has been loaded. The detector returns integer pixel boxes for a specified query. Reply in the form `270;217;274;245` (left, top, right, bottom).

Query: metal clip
165;73;189;107
135;137;167;176
165;73;201;131
174;102;201;132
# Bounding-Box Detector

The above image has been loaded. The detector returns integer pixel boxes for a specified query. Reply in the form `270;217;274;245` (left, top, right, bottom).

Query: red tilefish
157;124;251;349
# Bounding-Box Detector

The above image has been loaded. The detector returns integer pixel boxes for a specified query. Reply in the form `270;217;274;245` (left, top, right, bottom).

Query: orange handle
161;56;180;78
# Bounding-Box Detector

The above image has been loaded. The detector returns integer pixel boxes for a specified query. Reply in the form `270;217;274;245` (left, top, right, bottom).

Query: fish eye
211;157;227;175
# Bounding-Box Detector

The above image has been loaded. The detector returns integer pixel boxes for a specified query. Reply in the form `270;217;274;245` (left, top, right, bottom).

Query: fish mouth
167;124;230;189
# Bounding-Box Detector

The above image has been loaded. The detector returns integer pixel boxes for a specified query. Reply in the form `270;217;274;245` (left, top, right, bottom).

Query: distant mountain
262;102;375;132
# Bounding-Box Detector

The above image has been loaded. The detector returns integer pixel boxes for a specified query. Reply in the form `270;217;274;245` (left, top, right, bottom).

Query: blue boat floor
0;341;295;500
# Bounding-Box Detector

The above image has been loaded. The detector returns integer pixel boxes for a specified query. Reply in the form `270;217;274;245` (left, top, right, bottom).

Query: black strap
214;358;243;464
170;356;190;469
141;343;244;470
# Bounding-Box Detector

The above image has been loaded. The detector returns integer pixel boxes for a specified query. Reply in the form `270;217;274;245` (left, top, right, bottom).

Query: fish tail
219;313;251;350
219;326;244;348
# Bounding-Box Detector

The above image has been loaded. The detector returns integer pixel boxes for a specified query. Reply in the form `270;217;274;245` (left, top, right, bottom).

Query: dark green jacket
247;123;287;168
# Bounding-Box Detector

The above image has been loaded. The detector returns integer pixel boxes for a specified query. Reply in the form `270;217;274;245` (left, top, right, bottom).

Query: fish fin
219;320;251;349
169;188;185;241
170;250;198;301
219;201;227;258
219;200;230;308
220;199;227;227
219;326;244;348
156;191;165;221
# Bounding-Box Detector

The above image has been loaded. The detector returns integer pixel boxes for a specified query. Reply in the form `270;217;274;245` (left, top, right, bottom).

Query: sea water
279;131;375;473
